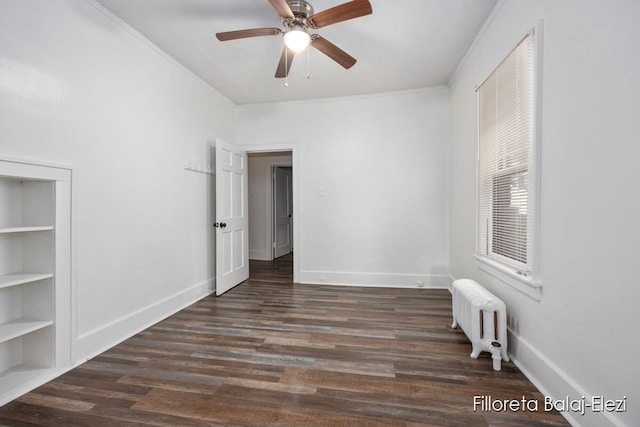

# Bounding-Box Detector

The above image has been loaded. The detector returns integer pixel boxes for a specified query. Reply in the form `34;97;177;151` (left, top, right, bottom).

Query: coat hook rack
184;161;215;175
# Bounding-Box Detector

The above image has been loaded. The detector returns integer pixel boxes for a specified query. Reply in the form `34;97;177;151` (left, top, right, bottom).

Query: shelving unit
0;159;71;406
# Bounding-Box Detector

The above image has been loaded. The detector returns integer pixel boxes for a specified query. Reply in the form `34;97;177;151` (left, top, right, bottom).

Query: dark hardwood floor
0;253;569;426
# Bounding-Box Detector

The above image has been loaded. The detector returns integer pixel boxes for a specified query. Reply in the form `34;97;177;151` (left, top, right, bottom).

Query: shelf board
0;364;52;401
0;226;54;234
0;319;53;344
0;273;53;290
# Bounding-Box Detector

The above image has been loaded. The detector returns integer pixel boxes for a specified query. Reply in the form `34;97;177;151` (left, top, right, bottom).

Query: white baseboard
507;330;628;427
249;249;270;261
300;270;449;288
73;278;214;364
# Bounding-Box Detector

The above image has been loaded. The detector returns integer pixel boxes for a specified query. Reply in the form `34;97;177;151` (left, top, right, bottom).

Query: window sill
474;255;542;301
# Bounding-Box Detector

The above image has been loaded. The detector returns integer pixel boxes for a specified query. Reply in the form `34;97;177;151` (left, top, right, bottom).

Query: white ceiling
96;0;498;105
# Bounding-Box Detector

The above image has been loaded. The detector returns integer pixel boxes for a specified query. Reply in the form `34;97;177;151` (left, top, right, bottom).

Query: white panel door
273;167;292;258
215;140;249;296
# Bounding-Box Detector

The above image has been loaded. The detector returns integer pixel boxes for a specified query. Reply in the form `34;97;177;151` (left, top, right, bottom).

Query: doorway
247;151;295;273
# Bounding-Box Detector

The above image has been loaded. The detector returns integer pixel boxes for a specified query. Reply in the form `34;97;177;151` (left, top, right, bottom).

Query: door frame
241;143;299;284
272;165;293;259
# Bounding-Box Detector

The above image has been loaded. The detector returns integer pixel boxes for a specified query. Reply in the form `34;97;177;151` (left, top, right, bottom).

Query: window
477;31;537;277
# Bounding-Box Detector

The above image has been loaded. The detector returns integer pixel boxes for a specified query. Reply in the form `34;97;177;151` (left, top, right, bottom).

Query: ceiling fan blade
267;0;294;18
216;28;282;41
309;0;372;28
311;36;357;69
275;46;296;78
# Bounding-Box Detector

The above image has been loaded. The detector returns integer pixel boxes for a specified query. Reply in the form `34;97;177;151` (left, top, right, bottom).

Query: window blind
477;32;536;274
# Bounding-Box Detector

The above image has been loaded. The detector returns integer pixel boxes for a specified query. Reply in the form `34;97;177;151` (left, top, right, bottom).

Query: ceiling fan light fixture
284;27;310;52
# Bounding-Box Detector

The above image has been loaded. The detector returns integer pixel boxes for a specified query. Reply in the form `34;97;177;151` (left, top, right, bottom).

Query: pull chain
306;45;310;79
285;47;289;87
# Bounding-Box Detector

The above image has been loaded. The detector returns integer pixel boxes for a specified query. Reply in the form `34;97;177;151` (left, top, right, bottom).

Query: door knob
220;222;227;228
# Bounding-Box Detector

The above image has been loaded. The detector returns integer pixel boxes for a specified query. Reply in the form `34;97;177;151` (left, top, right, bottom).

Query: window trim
475;21;544;299
475;254;542;301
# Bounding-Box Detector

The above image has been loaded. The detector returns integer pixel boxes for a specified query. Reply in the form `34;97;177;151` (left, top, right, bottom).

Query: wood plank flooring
0;254;570;426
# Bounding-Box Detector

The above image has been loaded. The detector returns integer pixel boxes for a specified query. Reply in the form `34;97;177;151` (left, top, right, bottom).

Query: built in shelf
0;273;53;290
0;319;53;344
0;226;54;234
0;159;71;406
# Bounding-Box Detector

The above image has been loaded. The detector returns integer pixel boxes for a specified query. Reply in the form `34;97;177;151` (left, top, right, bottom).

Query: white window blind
477;32;536;275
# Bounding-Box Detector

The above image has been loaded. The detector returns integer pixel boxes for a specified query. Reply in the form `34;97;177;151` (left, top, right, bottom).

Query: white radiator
451;279;509;370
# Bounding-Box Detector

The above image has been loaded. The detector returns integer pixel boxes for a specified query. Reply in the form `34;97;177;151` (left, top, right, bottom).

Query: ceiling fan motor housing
284;0;314;31
286;1;314;19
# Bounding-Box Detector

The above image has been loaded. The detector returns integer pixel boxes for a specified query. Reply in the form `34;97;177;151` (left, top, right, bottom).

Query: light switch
319;186;326;196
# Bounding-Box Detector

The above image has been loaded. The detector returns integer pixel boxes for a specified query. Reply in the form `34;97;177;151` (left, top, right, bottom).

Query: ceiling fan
216;0;373;78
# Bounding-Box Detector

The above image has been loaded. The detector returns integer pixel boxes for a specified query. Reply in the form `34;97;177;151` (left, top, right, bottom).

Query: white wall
0;0;235;364
6;1;635;424
449;1;640;426
248;152;292;261
237;88;450;288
